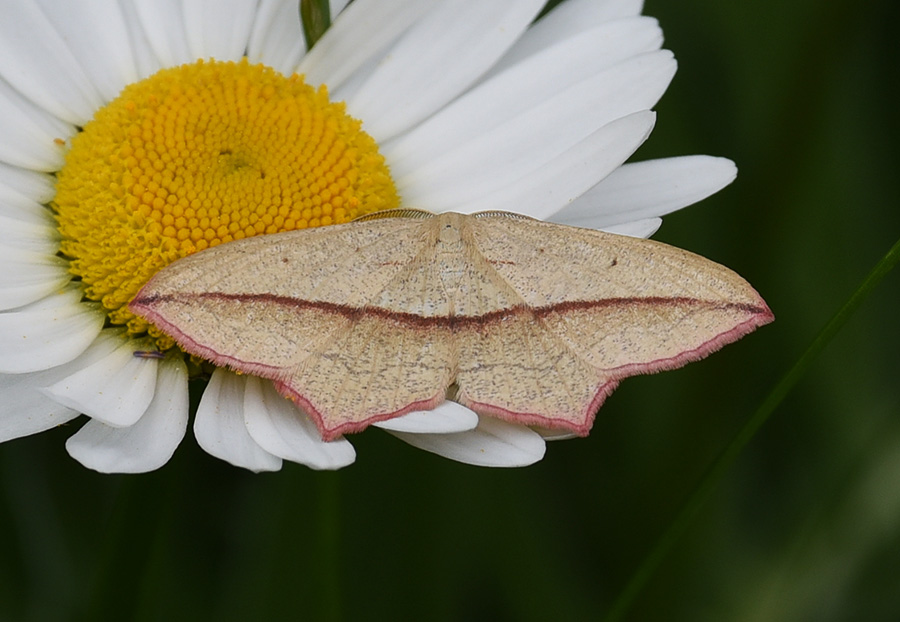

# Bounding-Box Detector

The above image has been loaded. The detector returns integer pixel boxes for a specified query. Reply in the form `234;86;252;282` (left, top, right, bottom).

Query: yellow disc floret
54;59;399;349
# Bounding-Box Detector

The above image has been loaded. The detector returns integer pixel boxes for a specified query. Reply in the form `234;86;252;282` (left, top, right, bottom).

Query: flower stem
603;233;900;622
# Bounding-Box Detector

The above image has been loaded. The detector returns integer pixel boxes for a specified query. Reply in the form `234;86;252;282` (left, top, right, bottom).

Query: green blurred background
2;0;898;620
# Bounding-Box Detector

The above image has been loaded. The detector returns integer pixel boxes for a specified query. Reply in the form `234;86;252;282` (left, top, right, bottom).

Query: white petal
374;401;479;434
66;358;189;473
394;53;672;208
299;0;432;92
490;0;646;73
33;0;140;102
346;0;546;141
439;110;657;218
0;369;80;442
41;334;158;427
0;179;51;221
385;18;665;173
118;0;165;79
389;416;546;467
132;0;194;68
0;214;58;255
330;0;350;16
183;0;257;62
532;426;578;441
0;330;132;440
194;368;282;472
0;285;104;374
555;156;739;228
0;76;73;171
600;217;662;239
0;247;69;310
0;162;56;204
0;2;104;124
247;0;306;75
243;376;355;470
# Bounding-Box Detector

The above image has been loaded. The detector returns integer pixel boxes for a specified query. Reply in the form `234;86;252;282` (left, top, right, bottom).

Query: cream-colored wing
454;310;616;433
131;210;772;440
134;292;457;440
131;213;464;439
452;212;772;434
466;212;766;308
273;315;455;440
132;215;436;308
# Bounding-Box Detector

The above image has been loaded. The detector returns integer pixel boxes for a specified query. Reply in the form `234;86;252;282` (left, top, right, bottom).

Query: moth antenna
353;208;435;222
472;210;537;221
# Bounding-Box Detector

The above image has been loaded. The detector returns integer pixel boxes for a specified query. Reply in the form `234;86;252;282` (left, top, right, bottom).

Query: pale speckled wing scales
419;215;607;431
454;310;611;432
134;293;355;378
132;214;462;440
467;215;765;307
453;213;772;434
132;210;773;441
135;216;435;307
273;315;455;439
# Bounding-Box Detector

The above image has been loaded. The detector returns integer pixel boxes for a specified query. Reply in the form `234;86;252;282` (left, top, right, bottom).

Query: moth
130;210;773;440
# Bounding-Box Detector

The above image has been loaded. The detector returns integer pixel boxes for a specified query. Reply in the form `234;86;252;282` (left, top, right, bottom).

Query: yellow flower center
54;58;398;350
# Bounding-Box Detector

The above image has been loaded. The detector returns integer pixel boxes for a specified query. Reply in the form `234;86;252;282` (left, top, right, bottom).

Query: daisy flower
0;0;738;473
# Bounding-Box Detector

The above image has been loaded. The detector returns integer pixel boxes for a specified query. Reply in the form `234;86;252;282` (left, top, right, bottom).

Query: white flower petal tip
0;370;80;442
389;417;546;468
491;6;657;73
0;286;104;374
531;426;579;441
374;401;479;434
2;331;141;441
0;248;69;311
65;359;189;474
555;156;739;229
42;334;159;427
194;368;282;472
243;376;355;470
443;110;657;219
602;218;663;239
